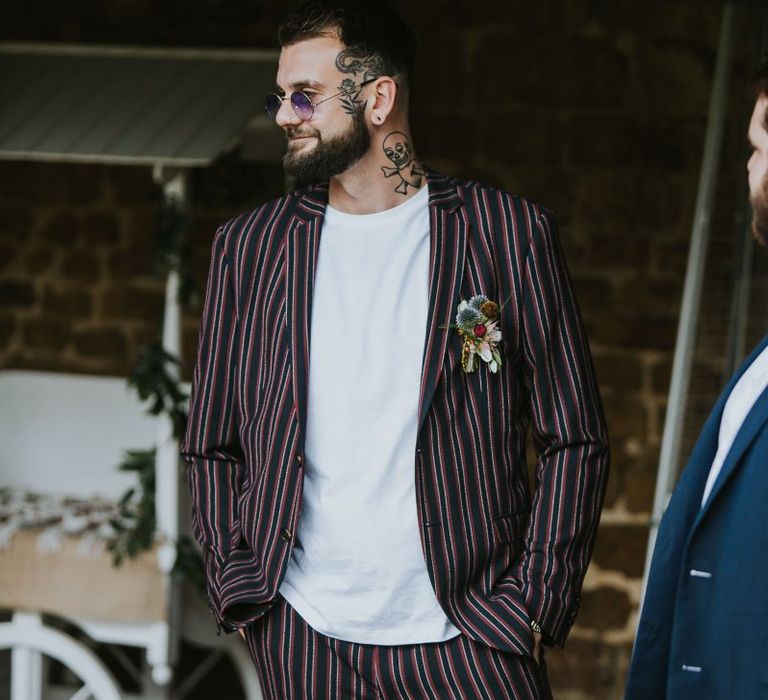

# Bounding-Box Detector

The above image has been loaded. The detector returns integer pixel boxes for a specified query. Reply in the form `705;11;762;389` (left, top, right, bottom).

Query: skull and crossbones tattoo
381;131;425;195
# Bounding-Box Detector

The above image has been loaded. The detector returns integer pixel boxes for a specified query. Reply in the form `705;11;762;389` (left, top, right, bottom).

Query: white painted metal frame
639;4;735;606
1;170;263;699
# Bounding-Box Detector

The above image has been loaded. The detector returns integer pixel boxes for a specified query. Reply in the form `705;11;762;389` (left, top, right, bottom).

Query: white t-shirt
279;185;460;644
701;344;768;506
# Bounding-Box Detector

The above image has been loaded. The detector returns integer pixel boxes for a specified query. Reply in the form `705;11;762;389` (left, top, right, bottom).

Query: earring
373;115;382;124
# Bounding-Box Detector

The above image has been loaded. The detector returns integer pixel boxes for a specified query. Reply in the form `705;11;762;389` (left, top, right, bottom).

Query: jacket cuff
523;579;581;647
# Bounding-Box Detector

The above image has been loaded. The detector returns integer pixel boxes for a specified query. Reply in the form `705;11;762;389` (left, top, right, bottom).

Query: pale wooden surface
0;531;165;622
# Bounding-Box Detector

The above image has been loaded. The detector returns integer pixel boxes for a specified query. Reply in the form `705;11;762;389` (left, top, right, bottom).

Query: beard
752;175;768;247
283;108;370;183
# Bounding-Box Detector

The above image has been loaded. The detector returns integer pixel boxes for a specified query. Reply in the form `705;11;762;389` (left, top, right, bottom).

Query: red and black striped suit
182;171;609;690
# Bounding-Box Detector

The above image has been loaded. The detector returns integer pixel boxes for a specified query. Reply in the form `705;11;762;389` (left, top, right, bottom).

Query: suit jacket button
296;454;303;465
281;528;293;542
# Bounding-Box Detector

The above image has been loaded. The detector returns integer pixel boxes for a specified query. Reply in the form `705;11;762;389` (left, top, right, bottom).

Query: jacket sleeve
180;224;246;633
513;207;610;647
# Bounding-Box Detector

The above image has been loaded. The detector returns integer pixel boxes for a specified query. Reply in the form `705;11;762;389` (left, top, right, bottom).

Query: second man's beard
752;175;768;247
283;108;370;183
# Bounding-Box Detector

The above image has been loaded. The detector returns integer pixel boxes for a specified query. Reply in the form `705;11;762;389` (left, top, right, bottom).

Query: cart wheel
0;613;122;700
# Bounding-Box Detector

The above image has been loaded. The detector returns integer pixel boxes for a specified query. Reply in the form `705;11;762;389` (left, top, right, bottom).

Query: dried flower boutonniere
455;295;503;373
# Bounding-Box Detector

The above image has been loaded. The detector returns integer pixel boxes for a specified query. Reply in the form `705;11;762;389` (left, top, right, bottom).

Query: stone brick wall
2;1;760;697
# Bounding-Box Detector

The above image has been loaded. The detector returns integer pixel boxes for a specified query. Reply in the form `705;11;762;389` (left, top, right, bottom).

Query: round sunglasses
265;77;377;122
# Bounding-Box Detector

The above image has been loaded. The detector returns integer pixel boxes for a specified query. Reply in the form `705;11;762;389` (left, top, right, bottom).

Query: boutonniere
455;295;503;373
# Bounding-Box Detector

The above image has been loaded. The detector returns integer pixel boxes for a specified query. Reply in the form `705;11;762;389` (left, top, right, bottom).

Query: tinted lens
265;93;282;120
290;92;315;121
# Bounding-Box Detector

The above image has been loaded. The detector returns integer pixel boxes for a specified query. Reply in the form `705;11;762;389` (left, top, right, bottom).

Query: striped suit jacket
181;170;609;656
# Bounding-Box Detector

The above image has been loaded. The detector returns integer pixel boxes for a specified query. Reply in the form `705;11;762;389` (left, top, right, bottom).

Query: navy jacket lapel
418;172;467;429
690;335;768;530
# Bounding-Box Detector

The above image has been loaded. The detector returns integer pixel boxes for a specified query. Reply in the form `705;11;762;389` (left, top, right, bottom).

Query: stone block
62;250;102;284
574;231;651;270
475;33;630;110
413;111;479;165
191;155;284;209
625;451;661;514
107;249;157;280
569;115;647;168
0;207;32;240
577;586;632;631
0;243;18;273
639;38;715;115
548;637;632;700
591;523;648;578
593;351;644;393
568;113;701;173
477;110;565;167
411;31;468;109
107;166;154;206
73;328;128;360
3;354;76;374
101;285;164;323
0;316;16;346
83;213;122;246
585;313;678;353
570;275;615;312
24;246;56;275
617;274;683;315
602;394;649;443
580;171;688;233
40;214;80;246
651;234;690;276
21;317;69;352
0;162;105;206
642;116;707;172
650;358;673;395
0;280;36;308
42;286;93;321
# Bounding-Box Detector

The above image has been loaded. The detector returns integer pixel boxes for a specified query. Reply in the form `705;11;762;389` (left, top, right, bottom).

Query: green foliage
105;188;205;592
129;342;188;440
106;449;156;566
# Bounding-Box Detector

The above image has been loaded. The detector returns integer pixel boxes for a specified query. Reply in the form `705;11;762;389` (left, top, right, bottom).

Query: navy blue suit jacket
626;335;768;698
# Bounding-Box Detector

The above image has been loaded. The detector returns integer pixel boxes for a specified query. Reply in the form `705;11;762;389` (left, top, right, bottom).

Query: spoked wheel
0;613;122;700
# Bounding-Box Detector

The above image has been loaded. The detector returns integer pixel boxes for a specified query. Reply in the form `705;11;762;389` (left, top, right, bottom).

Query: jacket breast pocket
492;511;526;544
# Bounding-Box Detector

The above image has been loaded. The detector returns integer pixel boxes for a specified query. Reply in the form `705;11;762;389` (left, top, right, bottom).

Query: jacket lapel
285;184;328;439
691;335;768;531
284;174;466;440
693;385;768;523
418;172;467;429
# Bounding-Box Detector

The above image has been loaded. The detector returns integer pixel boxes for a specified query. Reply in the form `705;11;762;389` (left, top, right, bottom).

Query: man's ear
369;76;399;126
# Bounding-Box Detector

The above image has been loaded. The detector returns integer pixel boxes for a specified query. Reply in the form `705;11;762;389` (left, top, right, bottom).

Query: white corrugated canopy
0;42;283;167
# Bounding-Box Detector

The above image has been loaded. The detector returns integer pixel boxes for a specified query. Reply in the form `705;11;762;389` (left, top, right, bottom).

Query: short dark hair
277;0;417;80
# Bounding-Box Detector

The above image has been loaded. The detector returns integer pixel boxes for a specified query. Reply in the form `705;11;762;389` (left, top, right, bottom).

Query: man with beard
625;60;768;699
181;1;608;698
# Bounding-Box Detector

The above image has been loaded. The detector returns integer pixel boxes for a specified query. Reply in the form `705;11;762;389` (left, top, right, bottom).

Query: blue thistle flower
468;294;489;310
457;305;483;330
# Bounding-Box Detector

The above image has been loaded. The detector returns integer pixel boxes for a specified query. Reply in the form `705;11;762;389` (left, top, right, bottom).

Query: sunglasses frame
265;77;378;122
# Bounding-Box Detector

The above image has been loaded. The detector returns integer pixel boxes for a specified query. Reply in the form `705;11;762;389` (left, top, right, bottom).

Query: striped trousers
243;596;552;699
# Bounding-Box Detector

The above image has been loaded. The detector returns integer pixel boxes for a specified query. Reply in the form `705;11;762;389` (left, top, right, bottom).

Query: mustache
285;126;321;140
